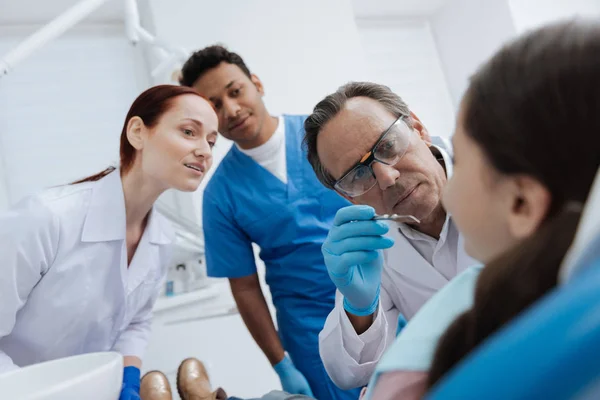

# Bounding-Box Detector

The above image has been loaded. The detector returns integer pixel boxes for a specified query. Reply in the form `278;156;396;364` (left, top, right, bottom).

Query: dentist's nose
372;162;400;191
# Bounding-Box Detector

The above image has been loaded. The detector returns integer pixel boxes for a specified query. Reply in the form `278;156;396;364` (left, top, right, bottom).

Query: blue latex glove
323;205;395;316
274;355;314;397
119;366;141;400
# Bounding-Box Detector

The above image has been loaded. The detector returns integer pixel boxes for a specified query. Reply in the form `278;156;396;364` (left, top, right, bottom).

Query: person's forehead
192;62;247;97
167;95;218;129
317;97;397;177
170;94;207;116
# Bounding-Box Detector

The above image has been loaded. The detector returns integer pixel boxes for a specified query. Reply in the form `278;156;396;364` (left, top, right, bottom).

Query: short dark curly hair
179;45;252;87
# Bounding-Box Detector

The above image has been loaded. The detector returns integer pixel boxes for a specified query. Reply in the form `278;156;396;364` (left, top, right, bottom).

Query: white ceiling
0;0;125;24
352;0;449;18
0;0;449;25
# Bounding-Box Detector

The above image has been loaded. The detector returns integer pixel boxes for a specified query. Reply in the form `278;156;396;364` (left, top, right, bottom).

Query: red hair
72;85;209;184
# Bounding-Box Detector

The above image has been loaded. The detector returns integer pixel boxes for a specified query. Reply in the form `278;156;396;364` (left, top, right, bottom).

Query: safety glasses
334;116;412;198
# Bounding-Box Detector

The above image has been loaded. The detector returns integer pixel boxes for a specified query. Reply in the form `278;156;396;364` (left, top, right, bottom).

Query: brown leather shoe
176;358;227;400
140;370;173;400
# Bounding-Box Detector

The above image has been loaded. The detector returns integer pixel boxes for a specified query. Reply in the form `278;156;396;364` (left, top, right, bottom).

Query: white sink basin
0;352;123;400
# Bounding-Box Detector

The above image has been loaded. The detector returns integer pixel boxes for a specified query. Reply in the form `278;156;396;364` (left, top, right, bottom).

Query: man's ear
409;111;432;144
251;74;265;96
126;116;145;150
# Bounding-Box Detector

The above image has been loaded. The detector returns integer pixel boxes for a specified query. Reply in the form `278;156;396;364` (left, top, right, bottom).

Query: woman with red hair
0;85;218;400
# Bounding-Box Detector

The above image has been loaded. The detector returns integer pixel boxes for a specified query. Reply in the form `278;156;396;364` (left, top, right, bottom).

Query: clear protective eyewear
334;116;412;198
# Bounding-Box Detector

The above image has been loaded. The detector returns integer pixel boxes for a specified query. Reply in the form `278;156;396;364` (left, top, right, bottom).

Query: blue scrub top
202;115;350;352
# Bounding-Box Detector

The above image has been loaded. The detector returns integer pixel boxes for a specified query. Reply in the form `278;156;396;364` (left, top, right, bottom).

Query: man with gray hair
303;82;477;389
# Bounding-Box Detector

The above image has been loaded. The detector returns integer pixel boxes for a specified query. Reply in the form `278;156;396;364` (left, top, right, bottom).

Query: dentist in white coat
0;85;218;400
303;82;478;389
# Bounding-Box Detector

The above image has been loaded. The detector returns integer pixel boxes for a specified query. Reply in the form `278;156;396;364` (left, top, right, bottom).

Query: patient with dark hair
365;19;600;400
428;19;600;388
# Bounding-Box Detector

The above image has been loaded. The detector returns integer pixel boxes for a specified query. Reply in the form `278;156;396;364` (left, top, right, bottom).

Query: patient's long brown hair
427;20;600;388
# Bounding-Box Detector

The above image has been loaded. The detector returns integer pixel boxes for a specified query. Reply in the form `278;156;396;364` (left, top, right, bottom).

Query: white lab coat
318;146;479;389
0;170;173;373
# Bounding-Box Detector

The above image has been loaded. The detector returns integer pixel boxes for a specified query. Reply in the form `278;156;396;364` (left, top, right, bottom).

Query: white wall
357;18;456;137
508;0;600;33
352;0;449;18
0;145;8;211
0;24;143;209
148;0;368;116
430;0;517;107
428;0;600;110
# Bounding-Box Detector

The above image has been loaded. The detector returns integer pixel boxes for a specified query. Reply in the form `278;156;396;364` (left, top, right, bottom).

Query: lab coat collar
431;140;453;179
397;213;452;243
435;141;457;241
81;170;171;244
146;208;173;245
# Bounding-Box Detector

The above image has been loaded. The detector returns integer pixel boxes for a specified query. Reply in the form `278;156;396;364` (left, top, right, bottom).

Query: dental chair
427;168;600;400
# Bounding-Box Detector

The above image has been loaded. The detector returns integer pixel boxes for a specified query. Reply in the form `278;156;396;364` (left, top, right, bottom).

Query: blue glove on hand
119;366;141;400
274;355;314;397
323;205;395;316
